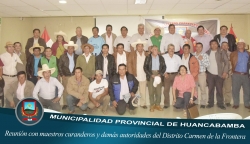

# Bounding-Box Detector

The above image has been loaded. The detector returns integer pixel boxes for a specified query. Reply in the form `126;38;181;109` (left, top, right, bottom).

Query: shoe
200;105;205;108
68;110;75;114
218;105;226;110
163;106;169;109
154;105;163;111
206;105;213;108
140;105;147;109
225;103;231;107
62;105;68;110
150;105;155;112
129;110;135;115
232;105;239;109
245;106;250;109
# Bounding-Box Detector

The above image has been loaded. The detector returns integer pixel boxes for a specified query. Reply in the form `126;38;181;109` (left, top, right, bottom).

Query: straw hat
54;30;66;37
81;43;94;53
37;64;56;78
151;26;164;35
5;41;13;47
29;43;44;54
131;39;147;48
237;38;245;44
64;41;78;50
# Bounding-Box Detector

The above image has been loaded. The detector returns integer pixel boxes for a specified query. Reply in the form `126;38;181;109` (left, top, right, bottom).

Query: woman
51;31;67;59
172;65;197;117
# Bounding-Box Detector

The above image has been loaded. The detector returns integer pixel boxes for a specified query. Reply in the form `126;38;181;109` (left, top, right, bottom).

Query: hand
95;102;100;108
95;95;101;101
151;75;155;78
198;55;203;60
189;99;194;104
222;72;227;79
112;101;118;108
172;98;176;105
52;97;60;103
10;101;15;108
130;92;135;97
164;73;169;79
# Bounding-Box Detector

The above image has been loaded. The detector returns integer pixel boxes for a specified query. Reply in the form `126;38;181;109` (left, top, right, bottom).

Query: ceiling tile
173;3;201;9
217;3;246;9
12;6;39;11
150;4;176;10
208;8;233;14
128;0;154;5
101;0;127;4
81;5;105;11
203;0;231;3
74;0;102;5
46;11;68;16
128;4;152;10
148;10;169;14
127;10;148;14
153;0;179;4
47;0;77;5
104;5;127;10
188;8;213;14
0;0;28;6
25;11;50;16
107;10;127;15
228;8;250;13
228;0;250;3
34;5;61;11
2;10;30;17
235;4;250;9
64;11;87;16
196;3;224;9
0;12;11;17
168;9;192;14
57;4;83;11
0;6;16;12
85;10;107;15
179;0;205;3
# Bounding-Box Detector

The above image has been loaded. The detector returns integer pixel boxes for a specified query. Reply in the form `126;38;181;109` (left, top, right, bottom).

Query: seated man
33;64;64;111
109;64;139;115
88;70;110;114
5;71;34;108
66;67;90;114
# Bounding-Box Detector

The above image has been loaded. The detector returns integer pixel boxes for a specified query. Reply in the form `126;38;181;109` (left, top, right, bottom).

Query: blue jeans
66;95;88;111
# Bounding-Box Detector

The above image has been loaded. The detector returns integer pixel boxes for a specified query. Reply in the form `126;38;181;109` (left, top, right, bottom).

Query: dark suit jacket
214;34;237;52
58;53;78;77
25;37;46;60
70;35;88;47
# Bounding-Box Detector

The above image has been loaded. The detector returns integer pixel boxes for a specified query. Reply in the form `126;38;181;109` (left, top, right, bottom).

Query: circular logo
15;98;44;126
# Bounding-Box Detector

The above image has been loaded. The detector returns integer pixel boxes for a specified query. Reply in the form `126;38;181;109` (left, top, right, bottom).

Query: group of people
0;22;249;117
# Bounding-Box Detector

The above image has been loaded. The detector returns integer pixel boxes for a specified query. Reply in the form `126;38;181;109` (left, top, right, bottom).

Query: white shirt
131;33;153;51
160;33;185;53
162;53;182;73
207;50;218;75
106;34;113;54
83;53;91;63
16;81;26;100
67;53;75;73
34;38;38;45
119;75;129;100
114;35;131;52
103;55;108;78
0;52;23;75
88;79;108;99
116;51;127;71
182;54;191;74
33;77;64;100
136;51;146;81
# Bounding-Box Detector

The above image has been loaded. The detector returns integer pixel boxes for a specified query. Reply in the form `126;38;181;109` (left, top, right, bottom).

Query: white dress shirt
34;38;38;45
103;55;108;78
114;35;131;52
16;81;26;100
106;34;113;54
162;53;182;73
131;33;153;51
181;54;191;74
160;33;185;53
67;53;75;73
119;75;129;100
83;53;91;63
116;51;127;71
0;52;23;75
136;51;146;81
207;50;218;75
33;77;64;100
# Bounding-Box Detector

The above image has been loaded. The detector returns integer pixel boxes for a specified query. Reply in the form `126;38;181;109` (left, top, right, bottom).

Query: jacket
113;51;130;68
25;37;47;60
5;80;34;103
58;53;78;77
214;34;237;52
109;73;139;102
101;33;117;47
127;50;148;77
51;41;68;56
66;75;90;103
230;50;250;77
206;48;229;77
180;54;199;81
70;35;88;46
26;55;42;78
143;54;166;81
95;53;116;77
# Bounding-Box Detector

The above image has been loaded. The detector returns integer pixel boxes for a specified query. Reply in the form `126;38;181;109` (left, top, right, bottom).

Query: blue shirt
34;55;41;76
235;51;249;73
67;53;75;73
75;37;82;55
88;36;105;56
152;55;160;70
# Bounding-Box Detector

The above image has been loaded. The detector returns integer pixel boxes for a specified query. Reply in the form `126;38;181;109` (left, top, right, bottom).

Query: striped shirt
193;52;210;73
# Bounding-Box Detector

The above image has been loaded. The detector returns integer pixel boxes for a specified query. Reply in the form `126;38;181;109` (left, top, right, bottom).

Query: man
162;44;182;109
193;42;210;108
58;41;78;110
144;46;166;112
14;42;26;66
76;43;95;82
38;47;59;78
150;27;163;53
206;40;229;110
230;39;250;109
131;24;153;51
0;42;23;102
67;67;90;114
33;64;64;111
113;43;129;72
128;39;148;109
101;24;117;54
5;71;34;108
114;26;132;52
160;24;185;54
214;25;237;52
194;25;213;53
88;27;105;56
183;30;196;53
88;70;110;114
26;43;44;84
96;44;116;80
25;29;46;60
109;64;139;115
70;27;88;55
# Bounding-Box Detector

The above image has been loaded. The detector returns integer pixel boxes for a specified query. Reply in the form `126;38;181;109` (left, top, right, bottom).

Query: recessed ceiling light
59;0;67;4
135;0;147;4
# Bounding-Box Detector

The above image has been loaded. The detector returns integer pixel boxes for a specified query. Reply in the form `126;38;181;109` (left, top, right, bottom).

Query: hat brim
81;43;94;53
29;46;44;54
37;68;56;78
64;44;78;50
131;42;147;48
151;27;164;35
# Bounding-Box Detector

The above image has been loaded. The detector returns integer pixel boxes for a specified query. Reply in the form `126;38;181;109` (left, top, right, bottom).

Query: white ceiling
0;0;250;17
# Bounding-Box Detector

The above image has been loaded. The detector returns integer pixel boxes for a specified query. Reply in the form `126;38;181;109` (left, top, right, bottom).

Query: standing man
183;30;196;53
214;25;237;52
58;41;79;110
14;42;26;66
131;24;153;51
160;24;185;54
96;44;116;80
70;27;88;55
33;64;64;111
144;46;166;112
128;39;148;109
193;42;210;108
230;39;250;109
206;40;229;110
113;43;129;72
26;43;44;84
150;27;163;53
162;44;182;109
114;26;132;52
88;27;105;56
109;64;139;115
101;24;117;54
194;25;213;53
25;29;46;60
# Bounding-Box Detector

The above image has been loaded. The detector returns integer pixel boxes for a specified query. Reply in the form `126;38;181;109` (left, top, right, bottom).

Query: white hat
153;76;161;87
151;26;164;35
237;38;245;44
131;39;147;48
54;30;66;37
64;41;78;50
37;64;56;78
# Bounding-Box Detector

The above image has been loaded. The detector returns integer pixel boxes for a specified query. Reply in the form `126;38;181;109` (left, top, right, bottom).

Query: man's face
95;74;103;82
183;46;190;54
138;26;144;34
220;27;228;35
197;27;204;35
74;69;82;78
154;28;161;35
33;48;41;56
152;47;158;55
211;42;218;50
57;35;63;42
18;74;26;84
117;45;124;54
169;26;175;34
118;66;126;76
84;46;90;54
14;43;22;52
6;45;14;53
106;27;112;34
121;28;128;36
67;46;74;54
33;30;40;38
102;46;109;54
237;42;245;51
92;28;98;36
168;46;175;55
43;70;51;79
196;44;203;53
76;28;82;36
221;43;229;51
136;44;144;52
185;30;191;38
45;49;52;57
